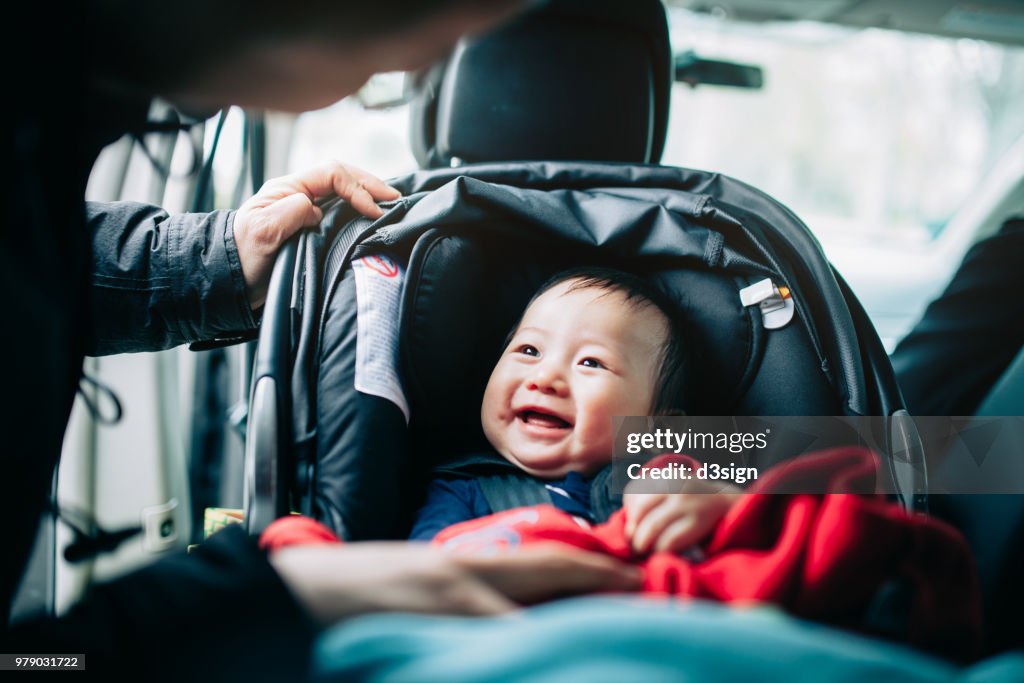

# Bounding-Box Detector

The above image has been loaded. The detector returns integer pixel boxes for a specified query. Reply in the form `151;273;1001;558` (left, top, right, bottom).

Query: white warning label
352;254;410;422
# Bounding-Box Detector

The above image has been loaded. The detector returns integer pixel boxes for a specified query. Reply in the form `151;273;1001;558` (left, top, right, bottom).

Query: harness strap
478;474;553;512
475;466;622;524
437;454;621;521
588;466;621;524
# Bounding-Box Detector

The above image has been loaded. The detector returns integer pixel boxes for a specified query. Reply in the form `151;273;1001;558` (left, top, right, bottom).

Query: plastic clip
739;278;795;329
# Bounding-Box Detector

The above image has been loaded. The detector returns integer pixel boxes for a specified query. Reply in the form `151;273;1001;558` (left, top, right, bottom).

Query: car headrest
409;0;672;168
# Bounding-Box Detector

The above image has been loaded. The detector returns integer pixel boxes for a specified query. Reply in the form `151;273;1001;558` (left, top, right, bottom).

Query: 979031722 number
0;655;85;670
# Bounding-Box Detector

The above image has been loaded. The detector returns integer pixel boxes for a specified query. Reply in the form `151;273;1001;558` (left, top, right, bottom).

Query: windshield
663;8;1024;247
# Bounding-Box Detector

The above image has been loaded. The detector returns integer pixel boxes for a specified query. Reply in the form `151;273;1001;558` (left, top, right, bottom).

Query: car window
289;96;416;180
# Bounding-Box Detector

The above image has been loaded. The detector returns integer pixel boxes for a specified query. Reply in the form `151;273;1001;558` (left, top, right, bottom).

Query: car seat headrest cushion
410;0;671;168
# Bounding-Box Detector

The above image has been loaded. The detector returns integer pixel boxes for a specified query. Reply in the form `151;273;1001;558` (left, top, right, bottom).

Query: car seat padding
310;164;859;540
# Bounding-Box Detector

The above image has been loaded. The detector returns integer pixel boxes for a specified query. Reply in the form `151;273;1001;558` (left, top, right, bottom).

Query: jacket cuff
222;209;258;328
168;209;257;341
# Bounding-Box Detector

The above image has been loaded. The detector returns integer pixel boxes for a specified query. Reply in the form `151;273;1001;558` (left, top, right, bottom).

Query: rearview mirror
355;71;409;110
674;50;764;89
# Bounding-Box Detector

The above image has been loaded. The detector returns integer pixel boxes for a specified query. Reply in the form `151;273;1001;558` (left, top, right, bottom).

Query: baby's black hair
512;266;690;415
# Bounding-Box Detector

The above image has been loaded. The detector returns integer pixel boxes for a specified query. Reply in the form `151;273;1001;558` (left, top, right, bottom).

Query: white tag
352;254;410;423
739;277;796;330
739;278;775;307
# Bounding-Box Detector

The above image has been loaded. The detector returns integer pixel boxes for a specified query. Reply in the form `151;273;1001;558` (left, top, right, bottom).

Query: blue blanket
313;597;1023;682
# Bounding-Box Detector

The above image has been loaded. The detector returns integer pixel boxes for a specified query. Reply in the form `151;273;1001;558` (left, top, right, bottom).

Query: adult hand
233;161;401;308
452;542;644;606
270;542;642;627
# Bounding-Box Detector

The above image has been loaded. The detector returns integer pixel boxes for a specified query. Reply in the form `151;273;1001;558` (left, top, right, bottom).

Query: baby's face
481;280;668;478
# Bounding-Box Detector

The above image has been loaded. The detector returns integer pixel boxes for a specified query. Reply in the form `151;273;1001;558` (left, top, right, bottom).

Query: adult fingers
529;546;644;595
285;162;400;211
345;184;387;219
457;545;643;605
261;192;323;240
345;166;402;201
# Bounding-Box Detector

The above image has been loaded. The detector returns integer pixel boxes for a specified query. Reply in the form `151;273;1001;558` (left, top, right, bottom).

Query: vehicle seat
408;0;671;167
245;0;910;543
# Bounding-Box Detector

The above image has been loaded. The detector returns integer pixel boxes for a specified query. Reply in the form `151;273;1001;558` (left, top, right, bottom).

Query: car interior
13;0;1023;675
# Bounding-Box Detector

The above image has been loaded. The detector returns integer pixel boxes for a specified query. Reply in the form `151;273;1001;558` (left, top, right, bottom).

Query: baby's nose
526;369;569;396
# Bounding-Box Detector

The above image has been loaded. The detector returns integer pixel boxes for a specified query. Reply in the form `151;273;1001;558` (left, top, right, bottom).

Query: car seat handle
244;236;298;534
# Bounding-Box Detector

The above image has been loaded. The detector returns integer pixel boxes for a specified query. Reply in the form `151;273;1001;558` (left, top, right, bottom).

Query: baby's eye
515;344;539;357
579;357;605;369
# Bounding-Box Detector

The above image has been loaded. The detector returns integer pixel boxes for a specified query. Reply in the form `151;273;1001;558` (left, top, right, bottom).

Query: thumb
263;193;323;240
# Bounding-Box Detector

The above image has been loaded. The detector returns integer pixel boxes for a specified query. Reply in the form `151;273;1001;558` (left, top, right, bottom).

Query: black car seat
242;0;918;546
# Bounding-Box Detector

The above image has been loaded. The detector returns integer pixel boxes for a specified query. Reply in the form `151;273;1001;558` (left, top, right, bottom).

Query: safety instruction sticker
352;254;410;423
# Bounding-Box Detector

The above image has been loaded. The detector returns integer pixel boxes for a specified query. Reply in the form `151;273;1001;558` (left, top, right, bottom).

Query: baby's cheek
582;419;616;459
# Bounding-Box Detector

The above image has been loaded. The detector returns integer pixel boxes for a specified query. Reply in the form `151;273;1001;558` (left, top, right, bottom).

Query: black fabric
478;474;554;512
3;4;314;672
86;203;256;354
315;271;413;540
891;218;1024;416
978;347;1024;415
410;0;671;168
588;466;622;525
310;162;870;541
930;494;1024;653
892;217;1024;652
429;466;621;527
5;526;316;681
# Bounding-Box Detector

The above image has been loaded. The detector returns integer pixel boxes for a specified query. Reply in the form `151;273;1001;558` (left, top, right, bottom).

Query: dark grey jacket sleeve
86;201;257;356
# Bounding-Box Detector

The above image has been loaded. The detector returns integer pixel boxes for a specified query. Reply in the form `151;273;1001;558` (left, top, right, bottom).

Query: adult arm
6;526;640;680
86;202;252;354
86;162;400;355
270;541;644;624
5;526;316;682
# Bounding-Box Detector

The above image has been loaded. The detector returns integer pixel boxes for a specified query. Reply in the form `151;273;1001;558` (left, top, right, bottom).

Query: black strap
190;108;227;213
442;455;622;521
51;502;142;564
588;465;621;524
77;372;123;425
129;112;202;180
188;329;258;351
478;474;553;512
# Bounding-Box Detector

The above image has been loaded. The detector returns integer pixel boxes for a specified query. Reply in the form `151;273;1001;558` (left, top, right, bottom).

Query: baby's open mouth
517;409;572;429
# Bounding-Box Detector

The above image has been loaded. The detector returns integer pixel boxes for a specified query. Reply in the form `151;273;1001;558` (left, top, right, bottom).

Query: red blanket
261;447;981;658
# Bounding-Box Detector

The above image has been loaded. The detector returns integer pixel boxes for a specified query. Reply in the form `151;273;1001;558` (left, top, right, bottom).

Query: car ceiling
665;0;1024;46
